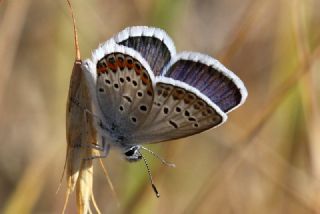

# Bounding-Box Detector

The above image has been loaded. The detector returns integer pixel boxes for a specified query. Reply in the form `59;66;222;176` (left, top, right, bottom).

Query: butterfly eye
124;148;135;156
124;146;142;162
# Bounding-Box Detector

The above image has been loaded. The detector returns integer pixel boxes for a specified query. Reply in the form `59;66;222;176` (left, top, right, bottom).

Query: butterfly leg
84;136;110;160
81;108;110;160
82;107;106;151
86;134;107;151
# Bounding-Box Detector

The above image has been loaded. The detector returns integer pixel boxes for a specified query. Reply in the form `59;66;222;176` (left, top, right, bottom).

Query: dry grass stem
218;0;267;64
64;0;101;213
99;158;120;207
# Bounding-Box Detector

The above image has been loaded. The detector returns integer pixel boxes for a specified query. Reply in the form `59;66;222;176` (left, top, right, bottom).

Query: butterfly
82;26;248;196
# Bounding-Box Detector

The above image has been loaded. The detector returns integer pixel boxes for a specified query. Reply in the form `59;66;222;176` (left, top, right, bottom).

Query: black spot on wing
123;95;132;103
169;120;178;129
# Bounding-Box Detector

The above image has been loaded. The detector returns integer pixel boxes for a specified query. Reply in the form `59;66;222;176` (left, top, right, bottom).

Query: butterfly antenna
139;152;160;198
140;146;176;168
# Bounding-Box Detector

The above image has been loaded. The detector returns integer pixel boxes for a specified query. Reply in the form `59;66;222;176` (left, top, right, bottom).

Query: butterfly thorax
98;119;142;162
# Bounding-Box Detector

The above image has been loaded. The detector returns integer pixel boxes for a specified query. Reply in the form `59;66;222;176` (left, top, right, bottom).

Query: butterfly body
83;26;248;161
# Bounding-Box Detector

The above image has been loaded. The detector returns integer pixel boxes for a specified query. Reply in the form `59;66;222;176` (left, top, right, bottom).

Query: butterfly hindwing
131;77;227;144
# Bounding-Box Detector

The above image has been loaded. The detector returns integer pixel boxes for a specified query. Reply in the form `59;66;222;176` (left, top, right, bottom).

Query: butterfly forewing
114;26;176;76
163;52;247;113
96;52;154;135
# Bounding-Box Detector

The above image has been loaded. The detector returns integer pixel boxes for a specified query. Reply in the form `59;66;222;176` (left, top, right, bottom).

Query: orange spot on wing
141;76;148;85
141;72;150;85
107;63;117;72
134;63;142;75
135;70;141;76
147;88;153;96
125;58;134;69
98;67;108;73
116;59;125;70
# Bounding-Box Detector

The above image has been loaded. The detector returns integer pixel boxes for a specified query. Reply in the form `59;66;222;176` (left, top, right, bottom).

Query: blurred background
1;0;320;213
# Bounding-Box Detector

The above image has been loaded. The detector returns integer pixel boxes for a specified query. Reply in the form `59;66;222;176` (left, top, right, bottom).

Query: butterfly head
123;145;142;162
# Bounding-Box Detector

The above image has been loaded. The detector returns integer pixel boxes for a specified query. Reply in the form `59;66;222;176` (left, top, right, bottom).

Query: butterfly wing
113;26;176;76
163;52;248;113
129;53;247;144
130;77;227;144
83;41;156;139
83;37;247;146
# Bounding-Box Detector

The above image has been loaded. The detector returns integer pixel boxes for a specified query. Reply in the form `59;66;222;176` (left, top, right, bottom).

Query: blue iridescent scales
164;58;241;112
83;26;248;146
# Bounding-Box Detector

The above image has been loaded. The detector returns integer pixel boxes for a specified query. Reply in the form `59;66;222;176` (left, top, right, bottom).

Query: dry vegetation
1;0;320;213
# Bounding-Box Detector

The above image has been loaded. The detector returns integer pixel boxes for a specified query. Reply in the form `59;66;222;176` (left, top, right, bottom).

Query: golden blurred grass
0;0;320;213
